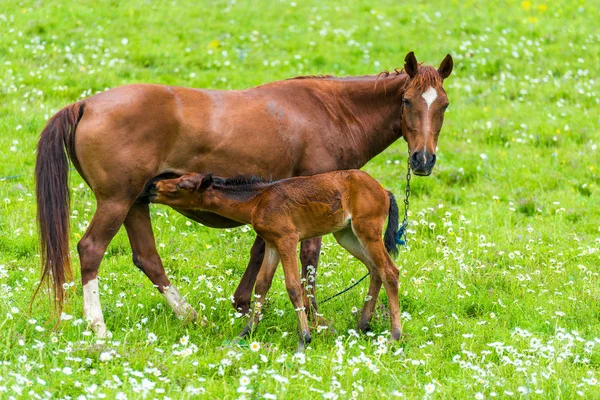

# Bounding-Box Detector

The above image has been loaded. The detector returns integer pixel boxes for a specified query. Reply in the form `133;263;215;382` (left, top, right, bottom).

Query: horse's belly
174;209;244;228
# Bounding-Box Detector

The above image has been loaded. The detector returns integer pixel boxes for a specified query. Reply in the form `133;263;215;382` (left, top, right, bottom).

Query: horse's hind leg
333;228;382;333
238;243;280;337
78;199;133;337
124;203;198;321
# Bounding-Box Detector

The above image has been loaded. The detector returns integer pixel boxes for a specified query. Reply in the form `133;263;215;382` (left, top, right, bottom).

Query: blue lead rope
395;222;408;246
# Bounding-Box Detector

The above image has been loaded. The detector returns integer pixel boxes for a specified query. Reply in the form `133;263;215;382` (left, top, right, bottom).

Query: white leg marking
421;86;438;109
83;278;107;337
163;285;198;321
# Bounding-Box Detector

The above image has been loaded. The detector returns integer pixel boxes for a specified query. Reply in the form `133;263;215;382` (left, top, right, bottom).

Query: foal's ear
438;54;453;79
199;174;214;190
176;178;196;191
404;51;419;78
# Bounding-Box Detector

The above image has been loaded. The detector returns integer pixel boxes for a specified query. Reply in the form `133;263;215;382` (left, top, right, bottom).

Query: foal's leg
233;236;266;314
333;228;383;333
124;203;198;321
300;237;324;322
238;244;280;337
276;238;311;353
78;199;132;337
355;234;402;340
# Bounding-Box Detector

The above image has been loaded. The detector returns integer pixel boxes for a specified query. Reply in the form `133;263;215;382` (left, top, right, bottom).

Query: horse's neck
321;75;407;168
202;186;264;224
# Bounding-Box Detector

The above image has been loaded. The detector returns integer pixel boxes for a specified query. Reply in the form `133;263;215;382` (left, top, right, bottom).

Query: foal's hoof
294;330;312;353
295;343;306;354
390;328;404;342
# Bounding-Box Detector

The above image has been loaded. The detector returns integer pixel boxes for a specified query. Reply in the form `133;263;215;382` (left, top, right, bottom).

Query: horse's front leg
233;236;266;314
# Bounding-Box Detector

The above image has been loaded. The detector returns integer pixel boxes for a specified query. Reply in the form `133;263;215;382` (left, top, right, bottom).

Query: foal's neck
200;182;269;224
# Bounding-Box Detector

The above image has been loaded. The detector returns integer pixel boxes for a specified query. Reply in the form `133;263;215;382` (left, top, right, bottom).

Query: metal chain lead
396;149;412;246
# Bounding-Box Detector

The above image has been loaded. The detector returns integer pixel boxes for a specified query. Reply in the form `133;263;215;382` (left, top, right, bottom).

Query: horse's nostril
411;151;421;163
430;153;437;164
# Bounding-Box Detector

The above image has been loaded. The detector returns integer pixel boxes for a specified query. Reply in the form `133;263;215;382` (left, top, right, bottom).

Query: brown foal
148;170;402;352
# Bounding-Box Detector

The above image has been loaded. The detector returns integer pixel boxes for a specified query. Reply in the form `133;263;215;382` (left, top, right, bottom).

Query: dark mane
288;74;336;80
288;65;442;92
289;70;406;81
213;174;272;188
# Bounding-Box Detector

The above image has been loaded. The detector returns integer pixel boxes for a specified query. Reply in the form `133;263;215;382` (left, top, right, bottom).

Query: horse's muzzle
137;181;159;204
410;151;436;176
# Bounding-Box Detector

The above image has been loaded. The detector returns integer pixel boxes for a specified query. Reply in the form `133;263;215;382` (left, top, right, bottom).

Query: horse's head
401;52;453;176
149;173;213;208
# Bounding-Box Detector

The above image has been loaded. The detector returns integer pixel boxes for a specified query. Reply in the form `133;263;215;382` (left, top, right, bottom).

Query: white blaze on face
83;278;106;337
420;86;439;158
421;86;438;109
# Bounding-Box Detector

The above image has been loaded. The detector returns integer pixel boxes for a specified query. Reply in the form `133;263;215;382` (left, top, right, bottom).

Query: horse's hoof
357;320;371;334
233;297;251;315
93;323;107;338
238;324;253;338
178;304;199;323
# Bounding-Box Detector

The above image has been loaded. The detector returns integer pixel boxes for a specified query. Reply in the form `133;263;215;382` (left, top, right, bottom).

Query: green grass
1;0;600;398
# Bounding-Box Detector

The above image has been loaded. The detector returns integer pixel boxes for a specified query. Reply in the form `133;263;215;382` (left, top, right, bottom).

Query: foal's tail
34;102;85;314
384;191;400;257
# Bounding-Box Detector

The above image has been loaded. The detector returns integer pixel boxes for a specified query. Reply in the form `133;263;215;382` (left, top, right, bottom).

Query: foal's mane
212;175;272;189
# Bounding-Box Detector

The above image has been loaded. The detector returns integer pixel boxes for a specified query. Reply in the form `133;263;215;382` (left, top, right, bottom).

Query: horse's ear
199;174;213;190
438;54;453;79
404;51;418;78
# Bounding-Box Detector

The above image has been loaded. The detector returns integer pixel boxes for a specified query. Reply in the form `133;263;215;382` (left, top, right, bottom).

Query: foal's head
149;173;214;208
401;52;453;176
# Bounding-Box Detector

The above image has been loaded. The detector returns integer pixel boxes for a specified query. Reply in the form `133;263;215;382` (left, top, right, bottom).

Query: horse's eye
403;98;411;107
442;104;449;111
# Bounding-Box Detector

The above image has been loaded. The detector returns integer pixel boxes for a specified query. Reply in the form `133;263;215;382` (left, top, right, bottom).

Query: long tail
34;102;85;314
384;191;399;257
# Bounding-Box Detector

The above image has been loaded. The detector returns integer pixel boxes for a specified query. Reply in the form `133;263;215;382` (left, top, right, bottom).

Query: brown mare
148;170;402;351
35;52;452;336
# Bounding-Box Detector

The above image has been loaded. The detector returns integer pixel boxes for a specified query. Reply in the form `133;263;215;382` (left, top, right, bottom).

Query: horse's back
74;84;199;193
71;80;352;204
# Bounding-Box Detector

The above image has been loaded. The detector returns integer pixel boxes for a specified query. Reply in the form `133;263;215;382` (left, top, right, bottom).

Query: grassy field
1;0;599;398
